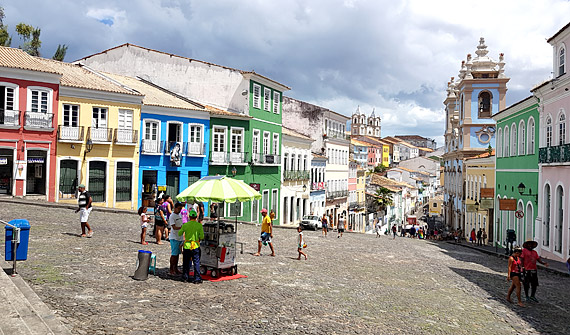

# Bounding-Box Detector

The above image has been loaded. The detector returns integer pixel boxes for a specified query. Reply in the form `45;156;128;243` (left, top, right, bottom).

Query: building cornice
60;86;144;105
1;66;61;84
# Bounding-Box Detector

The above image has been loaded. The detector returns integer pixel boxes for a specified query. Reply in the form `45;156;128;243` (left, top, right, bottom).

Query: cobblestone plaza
3;202;569;334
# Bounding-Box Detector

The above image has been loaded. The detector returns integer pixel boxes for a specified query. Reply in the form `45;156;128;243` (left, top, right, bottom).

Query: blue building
105;74;210;208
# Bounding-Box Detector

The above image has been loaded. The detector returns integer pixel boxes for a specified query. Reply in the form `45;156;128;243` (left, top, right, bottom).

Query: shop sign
27;158;44;164
249;183;260;191
14;161;26;180
499;199;517;211
0;157;7;165
480;188;494;198
157;185;167;191
480;199;494;209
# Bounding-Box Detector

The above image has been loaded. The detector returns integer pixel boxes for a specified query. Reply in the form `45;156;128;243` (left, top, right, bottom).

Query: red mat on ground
188;271;247;282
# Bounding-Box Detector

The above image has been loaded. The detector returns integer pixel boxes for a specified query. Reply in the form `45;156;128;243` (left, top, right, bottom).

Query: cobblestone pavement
3;202;569;335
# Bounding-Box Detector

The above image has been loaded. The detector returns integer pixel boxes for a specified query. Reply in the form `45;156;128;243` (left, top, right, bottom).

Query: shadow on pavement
434;242;570;335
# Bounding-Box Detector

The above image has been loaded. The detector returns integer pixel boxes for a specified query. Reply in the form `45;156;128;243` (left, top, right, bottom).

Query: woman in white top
297;226;307;260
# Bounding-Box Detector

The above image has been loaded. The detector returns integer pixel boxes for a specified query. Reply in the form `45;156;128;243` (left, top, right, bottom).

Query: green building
209;75;289;224
492;96;539;246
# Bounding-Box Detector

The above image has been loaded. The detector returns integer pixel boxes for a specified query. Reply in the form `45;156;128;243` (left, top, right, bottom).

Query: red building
0;47;61;201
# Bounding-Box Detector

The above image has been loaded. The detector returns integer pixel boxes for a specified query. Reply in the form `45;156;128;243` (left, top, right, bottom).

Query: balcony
141;139;163;154
88;127;113;143
58;125;84;142
24;111;53;130
539;145;570;164
349;201;365;209
284;170;310;181
210;151;248;165
326;190;349;199
324;130;349;141
251;153;281;165
114;129;138;145
0;109;20;128
186;142;206;156
311;182;326;191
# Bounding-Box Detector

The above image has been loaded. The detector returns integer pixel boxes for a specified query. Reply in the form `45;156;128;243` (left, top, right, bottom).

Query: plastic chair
149;254;156;275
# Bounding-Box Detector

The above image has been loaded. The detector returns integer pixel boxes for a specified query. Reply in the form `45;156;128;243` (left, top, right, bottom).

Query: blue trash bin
5;219;30;261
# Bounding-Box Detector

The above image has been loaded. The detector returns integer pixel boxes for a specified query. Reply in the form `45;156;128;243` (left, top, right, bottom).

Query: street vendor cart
176;175;261;278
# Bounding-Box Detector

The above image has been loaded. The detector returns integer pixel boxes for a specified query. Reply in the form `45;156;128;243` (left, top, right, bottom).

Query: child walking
139;206;149;245
297;226;307;260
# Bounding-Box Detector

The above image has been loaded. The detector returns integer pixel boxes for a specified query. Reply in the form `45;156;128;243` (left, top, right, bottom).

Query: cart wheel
210;269;218;278
232;265;238;275
200;266;207;275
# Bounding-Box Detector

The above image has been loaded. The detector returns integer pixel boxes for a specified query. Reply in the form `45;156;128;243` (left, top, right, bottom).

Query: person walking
139;206;149;245
375;219;381;238
197;202;205;223
470;228;477;245
506;247;525;307
477;228;483;246
321;214;328;237
154;197;167;244
75;184;93;238
168;203;184;275
296;226;307;260
482;229;487;245
253;209;275;256
337;215;345;238
392;225;397;239
178;209;204;284
520;240;549;302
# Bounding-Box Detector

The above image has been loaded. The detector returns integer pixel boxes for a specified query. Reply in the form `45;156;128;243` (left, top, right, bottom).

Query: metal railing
0;109;20;127
210;151;248;164
325;130;349;140
187;142;205;156
114;129;138;144
25;111;53;128
251;153;281;165
284;170;310;181
0;219;21;275
58;125;84;142
88;127;113;142
141;139;163;154
326;190;349;199
539;144;570;163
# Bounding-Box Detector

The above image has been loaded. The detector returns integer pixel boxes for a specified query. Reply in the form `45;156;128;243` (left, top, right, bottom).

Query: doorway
88;161;106;202
26;150;47;195
59;159;78;198
0;149;13;195
166;171;179;199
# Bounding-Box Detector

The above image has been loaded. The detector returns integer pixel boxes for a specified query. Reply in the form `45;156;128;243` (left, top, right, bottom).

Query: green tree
52;44;68;61
374;164;387;173
374;187;394;216
0;6;11;46
16;23;42;56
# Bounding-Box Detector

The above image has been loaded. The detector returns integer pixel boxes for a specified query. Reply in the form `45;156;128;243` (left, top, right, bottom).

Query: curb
447;241;570;278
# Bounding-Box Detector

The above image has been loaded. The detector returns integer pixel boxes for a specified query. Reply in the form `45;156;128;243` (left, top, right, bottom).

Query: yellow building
464;151;495;243
45;60;144;210
429;194;444;217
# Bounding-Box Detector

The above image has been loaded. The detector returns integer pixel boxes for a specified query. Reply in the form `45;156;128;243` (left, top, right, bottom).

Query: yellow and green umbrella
176;175;261;203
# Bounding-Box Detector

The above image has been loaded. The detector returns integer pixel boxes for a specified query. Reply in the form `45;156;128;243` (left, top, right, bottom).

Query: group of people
469;228;488;246
506;240;549;307
319;213;346;238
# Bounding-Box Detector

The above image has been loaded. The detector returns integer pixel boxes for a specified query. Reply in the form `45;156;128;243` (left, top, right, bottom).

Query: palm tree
375;187;394;212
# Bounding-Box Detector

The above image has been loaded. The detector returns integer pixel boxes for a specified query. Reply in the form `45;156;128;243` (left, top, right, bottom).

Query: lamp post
83;139;93;161
231;166;237;177
517;182;538;201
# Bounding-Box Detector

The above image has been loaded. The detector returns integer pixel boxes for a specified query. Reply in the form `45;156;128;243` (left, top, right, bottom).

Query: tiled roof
0;46;61;75
312;152;327;159
205;105;252;118
351;139;371;147
102;72;208;110
38;59;142;96
282;126;313;141
466;149;495;160
370;174;417;189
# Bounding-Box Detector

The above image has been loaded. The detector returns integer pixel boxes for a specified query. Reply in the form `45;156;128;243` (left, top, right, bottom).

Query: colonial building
464;151;495;244
395;135;437;150
532;22;570;263
443;38;509;231
310;153;326;217
0;47;61;201
351;106;381;138
493;96;538;249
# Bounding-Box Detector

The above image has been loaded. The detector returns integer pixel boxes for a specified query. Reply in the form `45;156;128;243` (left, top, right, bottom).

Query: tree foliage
374;187;394;213
0;6;11;46
373;164;387;173
16;23;42;56
52;44;68;61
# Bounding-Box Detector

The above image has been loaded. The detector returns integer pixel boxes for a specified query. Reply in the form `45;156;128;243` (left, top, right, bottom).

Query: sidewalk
448;240;570;277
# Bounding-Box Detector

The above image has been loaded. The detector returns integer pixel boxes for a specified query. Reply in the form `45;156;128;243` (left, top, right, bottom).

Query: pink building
533;22;570;263
0;47;61;201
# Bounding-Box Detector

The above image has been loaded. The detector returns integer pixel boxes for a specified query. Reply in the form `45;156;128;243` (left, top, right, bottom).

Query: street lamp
231;166;237;177
517;182;538;201
85;139;94;153
302;184;307;192
474;200;479;212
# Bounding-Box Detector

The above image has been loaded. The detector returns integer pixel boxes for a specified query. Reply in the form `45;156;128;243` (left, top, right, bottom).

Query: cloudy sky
4;0;570;146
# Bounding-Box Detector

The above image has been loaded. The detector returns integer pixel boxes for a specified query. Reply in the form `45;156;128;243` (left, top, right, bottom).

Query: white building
281;127;313;225
351;106;381;138
310;153;327;217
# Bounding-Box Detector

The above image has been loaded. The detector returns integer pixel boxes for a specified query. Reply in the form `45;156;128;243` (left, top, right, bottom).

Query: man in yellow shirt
253;208;275;256
178;209;204;283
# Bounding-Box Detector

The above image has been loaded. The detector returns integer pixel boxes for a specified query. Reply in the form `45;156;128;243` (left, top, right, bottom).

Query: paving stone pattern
3;202;569;334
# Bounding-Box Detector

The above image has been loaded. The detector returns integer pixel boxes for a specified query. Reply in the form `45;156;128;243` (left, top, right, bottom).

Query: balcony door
230;128;243;163
117;109;133;143
0;84;18;126
212;126;226;163
92;107;108;141
143;120;159;153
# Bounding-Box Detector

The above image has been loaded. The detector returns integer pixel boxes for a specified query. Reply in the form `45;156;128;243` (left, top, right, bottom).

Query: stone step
0;261;71;335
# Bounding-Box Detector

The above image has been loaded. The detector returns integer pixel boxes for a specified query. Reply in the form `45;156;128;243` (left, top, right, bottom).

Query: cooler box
5;219;30;261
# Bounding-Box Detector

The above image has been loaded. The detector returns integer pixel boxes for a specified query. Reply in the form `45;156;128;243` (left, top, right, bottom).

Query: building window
497;128;502;157
518;120;526;155
559;46;566;76
59;159;78;197
262;190;269;211
263;131;270;155
116;162;132;201
228;202;243;217
272;133;279;155
29;88;50;113
511;123;517;156
271;189;278;218
63;104;79;127
230;127;243;154
213;126;226;153
188;124;203;155
252;129;260;161
88;161;106;202
253;84;261;109
273;91;280;114
528;118;535;154
92;107;108;129
558;112;566;145
143;120;159;153
546;116;553;147
0;84;17;111
478;91;492;118
503;126;509;156
543;184;550;247
263;87;271;112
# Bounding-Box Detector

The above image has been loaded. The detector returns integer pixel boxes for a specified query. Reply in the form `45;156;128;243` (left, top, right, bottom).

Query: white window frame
227;201;243;217
142;119;160;154
503;126;509;156
263;131;270;155
212;125;227;153
188;123;204;155
165;121;184;155
546;116;553;147
252;129;260;159
118;109;133;130
272;133;279;155
26;86;53;114
62;104;79;127
557;110;566;145
0;82;19;111
230;127;244;153
527;117;535;154
262;189;269;211
559;44;566;77
271;189;278;219
273;91;280;114
511;123;517;156
92;106;108;129
518;120;526;156
263;87;271;112
253;84;261;109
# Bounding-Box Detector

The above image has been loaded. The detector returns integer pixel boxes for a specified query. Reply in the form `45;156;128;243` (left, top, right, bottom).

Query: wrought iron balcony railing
210;151;248;164
0;109;20;127
88;127;113;143
251;153;281;165
284;170;310;181
539;145;570;163
58;125;84;142
141;139;164;154
25;111;53;129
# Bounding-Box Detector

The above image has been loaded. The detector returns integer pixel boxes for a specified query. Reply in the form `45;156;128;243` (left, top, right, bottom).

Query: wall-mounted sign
14;161;26;180
157;185;167;191
499;199;517;211
480;188;494;199
27;158;44;164
249;183;260;192
466;204;477;212
0;157;7;165
480;199;494;209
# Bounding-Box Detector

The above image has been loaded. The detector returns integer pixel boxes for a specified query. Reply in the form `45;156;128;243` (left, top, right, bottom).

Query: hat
261;208;268;213
77;184;86;188
188;209;198;217
523;240;538;249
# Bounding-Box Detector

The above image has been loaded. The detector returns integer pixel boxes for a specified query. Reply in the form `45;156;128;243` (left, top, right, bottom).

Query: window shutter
264;88;271;111
273;92;280;114
253;84;261;109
